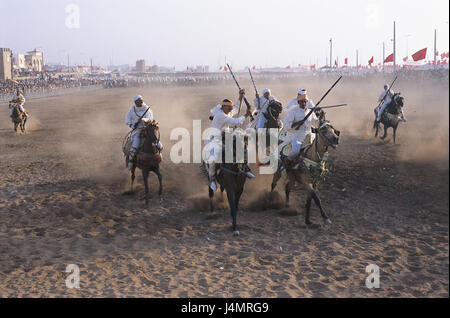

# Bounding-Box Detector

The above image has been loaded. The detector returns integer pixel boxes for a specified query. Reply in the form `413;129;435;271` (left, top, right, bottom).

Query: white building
24;49;44;72
13;53;26;69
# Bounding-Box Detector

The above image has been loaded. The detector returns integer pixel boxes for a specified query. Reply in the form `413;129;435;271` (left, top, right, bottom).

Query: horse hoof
324;218;332;225
232;230;240;237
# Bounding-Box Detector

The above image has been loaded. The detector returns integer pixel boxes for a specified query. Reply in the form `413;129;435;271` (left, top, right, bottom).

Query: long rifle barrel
320;104;347;109
248;68;260;111
227;64;254;121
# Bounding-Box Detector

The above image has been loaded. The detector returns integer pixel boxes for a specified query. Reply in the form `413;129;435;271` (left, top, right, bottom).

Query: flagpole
330;38;333;69
393;21;396;72
434;29;437;68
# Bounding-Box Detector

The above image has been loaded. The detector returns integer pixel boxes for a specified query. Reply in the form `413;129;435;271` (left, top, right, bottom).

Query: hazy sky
0;0;448;69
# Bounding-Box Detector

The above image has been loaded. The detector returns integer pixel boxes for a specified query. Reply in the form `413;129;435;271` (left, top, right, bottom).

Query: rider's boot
128;147;138;170
208;162;217;191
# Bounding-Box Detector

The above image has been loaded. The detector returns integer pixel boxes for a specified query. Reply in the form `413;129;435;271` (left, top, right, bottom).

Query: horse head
268;100;283;118
317;120;340;149
141;120;160;145
394;93;404;108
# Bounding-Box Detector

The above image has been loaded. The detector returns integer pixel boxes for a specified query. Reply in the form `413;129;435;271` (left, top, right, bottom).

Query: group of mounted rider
7;73;406;235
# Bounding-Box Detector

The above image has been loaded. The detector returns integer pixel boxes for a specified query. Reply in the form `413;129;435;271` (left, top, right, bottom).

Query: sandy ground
0;75;448;297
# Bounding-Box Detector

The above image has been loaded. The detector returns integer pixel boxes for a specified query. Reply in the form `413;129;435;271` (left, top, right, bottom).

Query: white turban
384;84;389;89
134;95;143;101
262;88;271;95
298;88;307;95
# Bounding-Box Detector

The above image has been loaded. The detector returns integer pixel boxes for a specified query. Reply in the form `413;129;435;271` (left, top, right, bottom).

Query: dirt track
0;77;448;297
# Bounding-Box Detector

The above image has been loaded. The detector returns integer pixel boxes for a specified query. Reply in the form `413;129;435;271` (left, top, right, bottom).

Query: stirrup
127;160;134;170
245;171;256;178
209;180;217;191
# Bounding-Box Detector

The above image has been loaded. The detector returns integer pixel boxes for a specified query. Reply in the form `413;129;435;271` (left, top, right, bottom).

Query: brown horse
207;131;251;236
125;120;163;205
9;102;27;133
271;117;340;225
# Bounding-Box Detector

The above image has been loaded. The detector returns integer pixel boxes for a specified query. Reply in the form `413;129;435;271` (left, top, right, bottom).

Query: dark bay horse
207;130;252;236
125;121;163;205
271;117;340;225
255;99;283;149
9;102;27;133
373;93;405;144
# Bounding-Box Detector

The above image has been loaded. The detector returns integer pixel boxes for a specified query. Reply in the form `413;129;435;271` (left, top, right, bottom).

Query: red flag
285;65;291;69
436;51;439;56
334;60;338;67
310;64;316;70
384;53;393;63
442;59;448;65
344;58;348;65
446;52;449;58
403;56;408;62
224;66;228;72
368;56;374;65
252;65;256;70
441;52;446;59
412;48;427;61
219;66;223;70
437;60;441;65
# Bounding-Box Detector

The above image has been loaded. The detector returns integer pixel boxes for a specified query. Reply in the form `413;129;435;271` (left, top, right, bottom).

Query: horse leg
142;169;150;205
226;189;239;236
155;168;163;197
209;186;215;213
130;166;136;192
310;188;331;225
285;180;292;208
393;125;398;144
271;169;281;193
305;194;313;225
235;182;244;211
380;125;388;140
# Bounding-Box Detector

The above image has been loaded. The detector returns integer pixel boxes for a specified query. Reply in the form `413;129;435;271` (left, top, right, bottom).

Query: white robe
205;100;245;164
125;104;154;150
283;106;319;144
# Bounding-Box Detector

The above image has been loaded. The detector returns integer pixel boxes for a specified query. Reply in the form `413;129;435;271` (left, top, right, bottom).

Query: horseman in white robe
9;89;28;122
125;95;162;170
253;88;277;129
282;94;320;169
204;90;254;191
375;84;393;122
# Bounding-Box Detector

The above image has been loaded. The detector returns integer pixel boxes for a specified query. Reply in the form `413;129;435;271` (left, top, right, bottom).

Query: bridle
142;122;161;153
